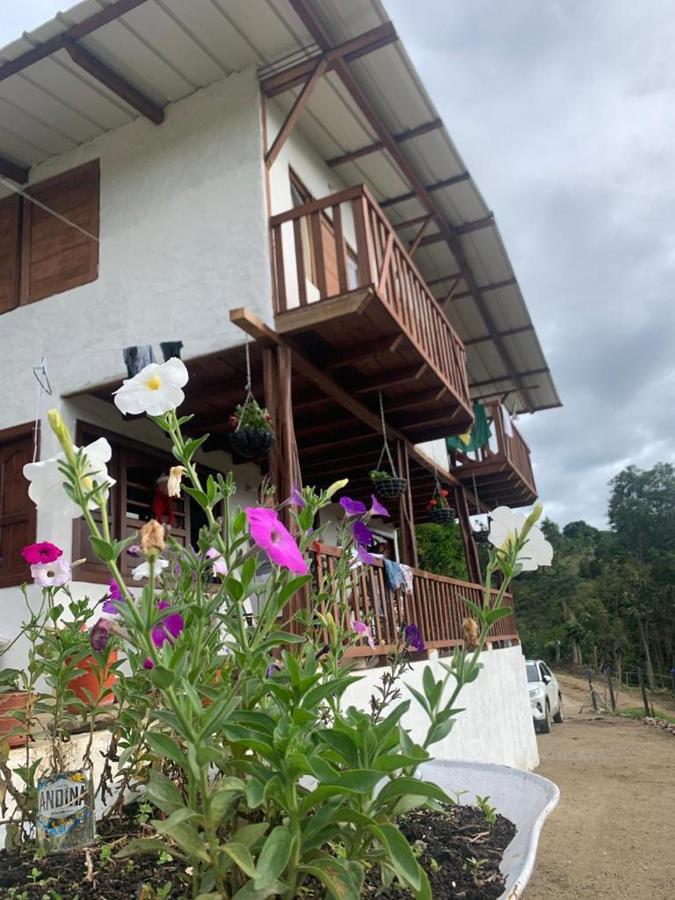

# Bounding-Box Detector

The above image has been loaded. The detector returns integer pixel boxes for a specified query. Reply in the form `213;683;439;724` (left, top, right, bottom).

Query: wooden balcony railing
308;543;518;659
453;401;537;502
270;184;471;410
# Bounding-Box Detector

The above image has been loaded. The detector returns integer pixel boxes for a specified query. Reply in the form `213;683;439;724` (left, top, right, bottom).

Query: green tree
416;523;468;580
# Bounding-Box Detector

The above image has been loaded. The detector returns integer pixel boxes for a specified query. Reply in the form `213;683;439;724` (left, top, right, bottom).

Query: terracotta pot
68;650;118;707
0;691;32;748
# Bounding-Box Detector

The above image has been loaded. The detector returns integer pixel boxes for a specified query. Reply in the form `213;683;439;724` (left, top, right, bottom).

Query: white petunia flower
132;558;170;580
23;438;115;519
113;358;188;416
488;506;553;571
31;558;72;587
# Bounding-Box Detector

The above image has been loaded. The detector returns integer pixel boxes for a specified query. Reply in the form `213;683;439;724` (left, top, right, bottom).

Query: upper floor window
0;159;99;314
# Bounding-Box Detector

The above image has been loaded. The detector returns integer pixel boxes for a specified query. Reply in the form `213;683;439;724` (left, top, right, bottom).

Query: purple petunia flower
151;600;185;649
404;623;425;653
266;662;281;678
351;618;376;648
289;487;306;508
357;545;377;565
352;521;373;547
340;496;367;517
90;618;114;652
127;544;141;558
102;578;124;614
370;495;389;518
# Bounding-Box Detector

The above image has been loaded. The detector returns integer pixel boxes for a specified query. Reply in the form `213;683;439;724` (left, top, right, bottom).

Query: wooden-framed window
73;423;218;584
0;159;99;314
0;422;38;588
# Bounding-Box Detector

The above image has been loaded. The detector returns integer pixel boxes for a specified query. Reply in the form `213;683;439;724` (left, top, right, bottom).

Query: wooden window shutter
0;424;37;588
0;195;21;314
20;160;99;305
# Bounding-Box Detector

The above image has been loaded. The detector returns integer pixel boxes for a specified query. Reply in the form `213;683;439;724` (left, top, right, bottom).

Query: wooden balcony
309;543;518;658
269;185;473;444
451;401;537;508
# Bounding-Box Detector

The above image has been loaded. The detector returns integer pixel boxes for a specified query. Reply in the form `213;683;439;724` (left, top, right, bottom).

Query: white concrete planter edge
419;759;559;900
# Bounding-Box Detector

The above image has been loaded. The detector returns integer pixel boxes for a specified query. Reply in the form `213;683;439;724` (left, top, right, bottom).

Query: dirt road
526;673;675;899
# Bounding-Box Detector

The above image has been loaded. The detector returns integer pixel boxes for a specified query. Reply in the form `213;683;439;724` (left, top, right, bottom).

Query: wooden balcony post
453;485;482;585
396;440;418;567
262;347;282;492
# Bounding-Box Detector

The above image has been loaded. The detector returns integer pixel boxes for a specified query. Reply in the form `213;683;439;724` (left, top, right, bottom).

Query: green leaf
374;777;451;808
183;434;210;462
145;732;184;767
484;606;513;625
246;779;265;809
372;754;429;773
115;838;175;859
89;536;115;562
146;771;184;815
165;823;209;861
231;881;286;900
254;826;293;889
222;842;257;878
371;824;421;892
183;486;209;508
150;666;176;690
301;857;360;900
231;822;269;848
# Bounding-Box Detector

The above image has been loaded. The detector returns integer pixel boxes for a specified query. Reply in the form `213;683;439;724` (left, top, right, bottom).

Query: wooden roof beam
380;173;470;209
450;277;517;301
265;57;327;167
464;325;532;347
260;22;397;97
418;215;495;248
64;39;164;124
0;155;29;184
0;0;149;82
408;215;433;254
353;364;427;394
469;368;548;390
323;333;404;369
327;118;442;167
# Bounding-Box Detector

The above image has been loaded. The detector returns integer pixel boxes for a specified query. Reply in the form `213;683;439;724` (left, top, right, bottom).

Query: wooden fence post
637;666;653;717
605;666;616;712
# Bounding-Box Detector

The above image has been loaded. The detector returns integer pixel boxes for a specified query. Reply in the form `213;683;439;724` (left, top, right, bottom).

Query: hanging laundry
123;345;155;377
501;404;514;438
160;341;183;361
399;564;414;595
383;558;405;592
446;402;492;454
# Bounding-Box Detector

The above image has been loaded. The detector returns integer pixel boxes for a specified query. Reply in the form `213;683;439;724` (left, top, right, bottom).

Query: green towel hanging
446;402;492;453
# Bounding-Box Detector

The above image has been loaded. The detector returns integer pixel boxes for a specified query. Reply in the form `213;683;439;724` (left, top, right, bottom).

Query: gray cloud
386;0;675;526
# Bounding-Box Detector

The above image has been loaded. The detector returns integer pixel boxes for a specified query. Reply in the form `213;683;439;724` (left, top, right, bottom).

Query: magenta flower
206;547;228;577
351;618;375;648
102;578;124;614
352;521;373;547
370;495;389;518
31;558;71;587
340;496;367;517
91;618;114;652
143;658;154;670
151;600;185;649
404;623;425;652
22;541;62;565
246;507;308;575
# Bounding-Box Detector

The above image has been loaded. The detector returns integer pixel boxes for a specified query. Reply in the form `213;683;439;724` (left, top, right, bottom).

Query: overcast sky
385;0;675;527
2;2;674;528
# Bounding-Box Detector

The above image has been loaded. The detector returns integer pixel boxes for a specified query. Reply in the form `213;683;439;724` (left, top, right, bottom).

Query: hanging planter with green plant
369;392;407;500
227;342;276;460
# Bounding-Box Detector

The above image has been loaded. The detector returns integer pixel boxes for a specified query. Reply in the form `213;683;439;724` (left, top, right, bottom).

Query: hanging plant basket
228;427;275;460
372;474;408;500
430;506;454;525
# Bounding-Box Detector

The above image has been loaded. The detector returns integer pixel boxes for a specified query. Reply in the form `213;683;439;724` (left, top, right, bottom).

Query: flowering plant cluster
230;396;274;434
2;357;551;898
427;487;450;511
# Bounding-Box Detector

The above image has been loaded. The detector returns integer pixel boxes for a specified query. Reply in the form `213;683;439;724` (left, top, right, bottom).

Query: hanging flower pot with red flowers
227;342;276;461
369;392;407;500
427;483;454;525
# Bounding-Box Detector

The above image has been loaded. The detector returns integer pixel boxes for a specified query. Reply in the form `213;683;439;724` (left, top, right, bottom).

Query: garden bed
0;801;514;899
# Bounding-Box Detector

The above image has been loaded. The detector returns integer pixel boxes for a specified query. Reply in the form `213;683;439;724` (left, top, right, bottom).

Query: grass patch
620;707;675;724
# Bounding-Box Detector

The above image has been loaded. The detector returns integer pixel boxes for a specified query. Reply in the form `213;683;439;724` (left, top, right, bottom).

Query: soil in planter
0;801;186;899
364;804;515;900
0;802;514;899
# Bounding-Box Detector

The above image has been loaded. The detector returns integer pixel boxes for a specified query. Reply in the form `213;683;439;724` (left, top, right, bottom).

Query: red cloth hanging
152;488;175;526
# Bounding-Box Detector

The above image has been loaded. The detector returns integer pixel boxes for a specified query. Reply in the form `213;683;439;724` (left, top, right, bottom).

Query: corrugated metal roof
0;0;560;415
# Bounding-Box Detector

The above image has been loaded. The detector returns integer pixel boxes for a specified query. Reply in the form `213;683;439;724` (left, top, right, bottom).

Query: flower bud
462;617;480;650
140;519;166;557
325;478;349;499
167;466;186;498
48;408;76;463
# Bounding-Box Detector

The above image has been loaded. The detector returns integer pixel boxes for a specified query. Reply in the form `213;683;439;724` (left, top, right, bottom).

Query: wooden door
0;427;36;588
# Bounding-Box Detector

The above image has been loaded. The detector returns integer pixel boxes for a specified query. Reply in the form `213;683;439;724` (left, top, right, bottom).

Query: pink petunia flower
351;617;376;649
22;541;63;565
245;507;308;575
31;558;71;587
206;547;228;577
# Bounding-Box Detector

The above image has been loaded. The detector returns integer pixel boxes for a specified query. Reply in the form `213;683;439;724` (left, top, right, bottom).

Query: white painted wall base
342;645;539;771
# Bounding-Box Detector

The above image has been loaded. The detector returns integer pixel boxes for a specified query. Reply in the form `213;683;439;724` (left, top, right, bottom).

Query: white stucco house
0;0;560;771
